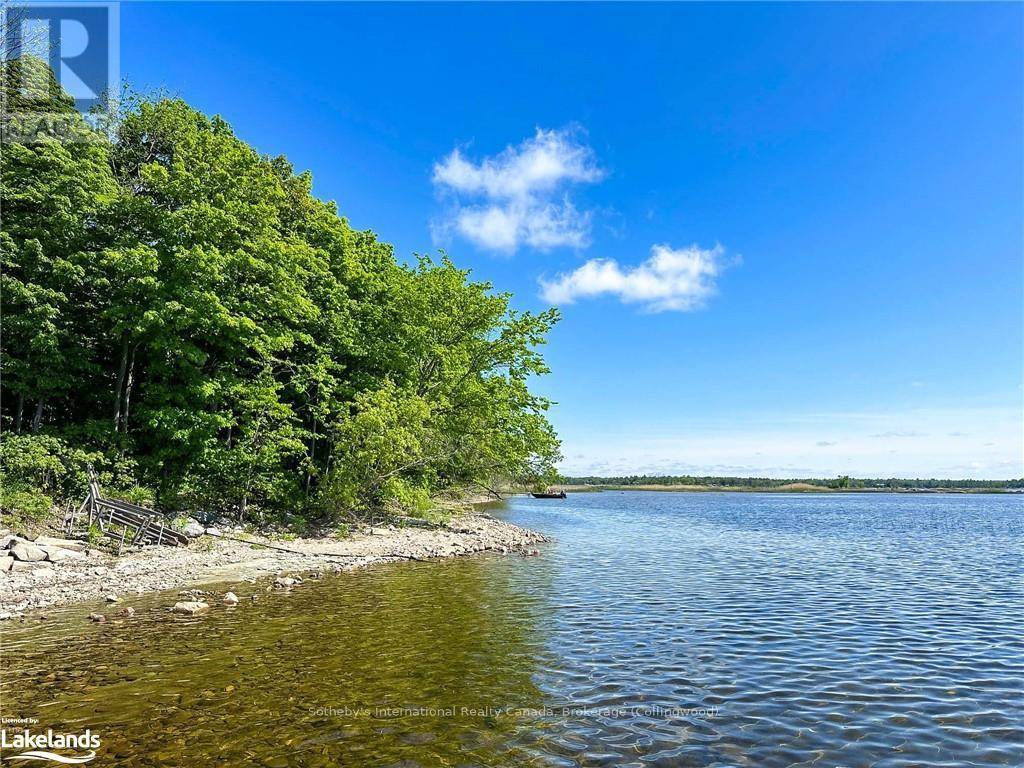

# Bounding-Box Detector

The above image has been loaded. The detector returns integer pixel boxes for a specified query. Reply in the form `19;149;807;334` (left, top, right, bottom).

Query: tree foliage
0;58;561;525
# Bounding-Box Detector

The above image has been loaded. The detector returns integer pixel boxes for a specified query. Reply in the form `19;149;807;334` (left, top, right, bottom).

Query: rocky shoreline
0;512;547;619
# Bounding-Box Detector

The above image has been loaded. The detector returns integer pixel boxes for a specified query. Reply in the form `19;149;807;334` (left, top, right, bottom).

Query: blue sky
118;2;1022;479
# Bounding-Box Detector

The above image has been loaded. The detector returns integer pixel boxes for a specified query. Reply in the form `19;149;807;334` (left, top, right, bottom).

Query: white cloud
432;127;603;253
539;243;727;312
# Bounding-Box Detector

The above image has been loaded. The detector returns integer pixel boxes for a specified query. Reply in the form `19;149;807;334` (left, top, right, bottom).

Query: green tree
1;61;561;526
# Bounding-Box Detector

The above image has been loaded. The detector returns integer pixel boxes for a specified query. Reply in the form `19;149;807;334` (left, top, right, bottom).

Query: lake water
2;492;1022;767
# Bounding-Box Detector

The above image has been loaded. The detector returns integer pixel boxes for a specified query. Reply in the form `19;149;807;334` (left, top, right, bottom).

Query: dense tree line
0;57;561;527
560;475;1024;490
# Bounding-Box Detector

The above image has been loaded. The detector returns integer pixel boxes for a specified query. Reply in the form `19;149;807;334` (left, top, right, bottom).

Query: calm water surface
2;492;1022;766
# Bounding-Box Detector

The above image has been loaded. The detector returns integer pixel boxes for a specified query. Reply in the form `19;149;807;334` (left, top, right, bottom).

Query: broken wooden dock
65;466;189;550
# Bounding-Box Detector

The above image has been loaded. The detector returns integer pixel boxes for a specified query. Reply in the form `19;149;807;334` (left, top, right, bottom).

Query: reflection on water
2;492;1022;767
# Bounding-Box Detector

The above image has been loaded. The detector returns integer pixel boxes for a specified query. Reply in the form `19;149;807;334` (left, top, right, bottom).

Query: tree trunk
13;392;24;433
113;333;129;429
120;345;137;433
31;398;44;433
305;418;317;497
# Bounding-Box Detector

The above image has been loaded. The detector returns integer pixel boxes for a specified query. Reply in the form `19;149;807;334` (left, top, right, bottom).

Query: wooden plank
130;515;148;546
87;467;101;504
101;498;164;518
134;516;151;545
96;498;140;514
69;495;89;534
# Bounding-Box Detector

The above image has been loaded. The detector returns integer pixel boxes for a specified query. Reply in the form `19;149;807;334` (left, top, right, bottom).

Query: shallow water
2;492;1022;767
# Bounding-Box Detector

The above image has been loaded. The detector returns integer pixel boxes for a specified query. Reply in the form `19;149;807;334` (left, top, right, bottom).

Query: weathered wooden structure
65;466;188;550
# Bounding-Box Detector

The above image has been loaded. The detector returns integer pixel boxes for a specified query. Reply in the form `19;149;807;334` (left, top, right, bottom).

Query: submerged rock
88;613;106;623
171;601;210;616
274;576;299;588
223;591;239;605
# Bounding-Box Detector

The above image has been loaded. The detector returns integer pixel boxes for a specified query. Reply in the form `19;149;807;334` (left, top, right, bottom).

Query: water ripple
2;492;1022;766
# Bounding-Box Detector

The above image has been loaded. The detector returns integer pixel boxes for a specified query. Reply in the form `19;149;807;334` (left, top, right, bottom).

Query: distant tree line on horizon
559;475;1024;490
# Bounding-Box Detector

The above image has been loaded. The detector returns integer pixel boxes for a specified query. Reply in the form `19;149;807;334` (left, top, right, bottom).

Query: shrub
0;482;54;530
106;484;156;507
0;434;151;506
0;434;100;498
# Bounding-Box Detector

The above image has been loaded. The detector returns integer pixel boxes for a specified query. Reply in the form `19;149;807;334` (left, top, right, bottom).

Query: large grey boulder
0;556;13;572
8;541;46;562
182;520;205;538
35;536;87;552
41;547;69;562
41;546;86;562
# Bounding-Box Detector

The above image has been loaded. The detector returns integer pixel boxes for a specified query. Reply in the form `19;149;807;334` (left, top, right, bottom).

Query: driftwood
203;530;429;561
203;529;315;556
65;466;188;548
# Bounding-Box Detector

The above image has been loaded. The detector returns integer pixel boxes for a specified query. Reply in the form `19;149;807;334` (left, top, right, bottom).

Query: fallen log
202;530;430;561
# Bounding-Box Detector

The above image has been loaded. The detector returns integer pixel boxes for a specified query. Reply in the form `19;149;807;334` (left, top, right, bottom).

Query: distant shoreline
553;484;1017;495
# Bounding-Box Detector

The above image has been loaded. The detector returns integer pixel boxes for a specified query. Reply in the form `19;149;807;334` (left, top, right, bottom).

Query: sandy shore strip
0;513;546;619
